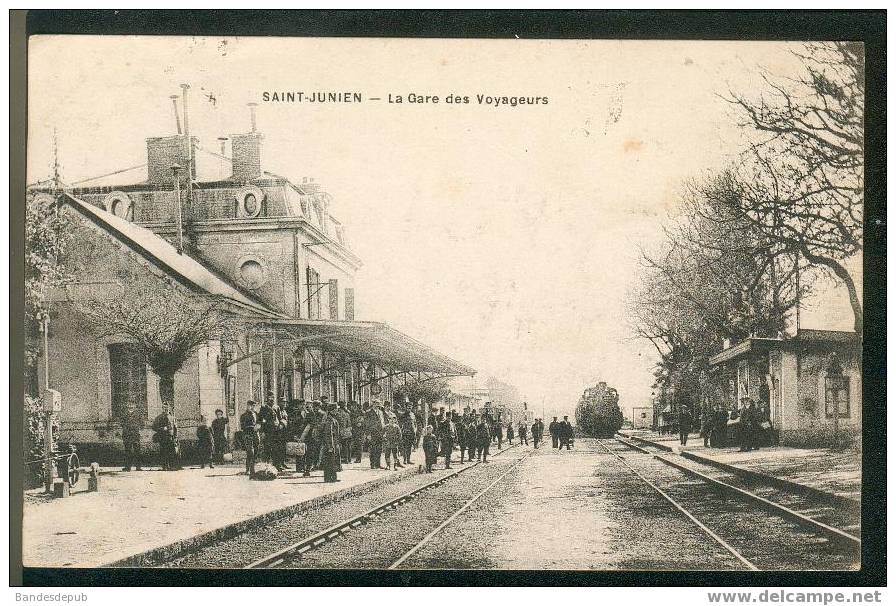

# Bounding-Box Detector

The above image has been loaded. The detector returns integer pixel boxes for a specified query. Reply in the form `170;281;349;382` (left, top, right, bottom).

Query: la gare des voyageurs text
261;91;550;107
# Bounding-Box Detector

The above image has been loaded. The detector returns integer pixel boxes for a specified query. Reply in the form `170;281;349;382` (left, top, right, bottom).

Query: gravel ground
399;439;743;570
161;447;517;568
278;448;528;569
600;440;860;571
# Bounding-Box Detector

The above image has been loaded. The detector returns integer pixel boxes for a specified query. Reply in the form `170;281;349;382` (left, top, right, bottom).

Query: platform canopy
266;318;476;378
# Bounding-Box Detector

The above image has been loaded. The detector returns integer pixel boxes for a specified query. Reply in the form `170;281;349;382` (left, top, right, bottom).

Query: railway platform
618;429;861;503
22;459;444;568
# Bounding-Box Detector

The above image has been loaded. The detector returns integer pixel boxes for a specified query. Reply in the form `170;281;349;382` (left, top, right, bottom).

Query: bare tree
78;281;237;407
728;41;864;331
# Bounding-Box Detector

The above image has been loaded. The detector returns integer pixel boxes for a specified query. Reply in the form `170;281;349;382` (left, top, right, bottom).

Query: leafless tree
78;281;237;407
727;41;864;332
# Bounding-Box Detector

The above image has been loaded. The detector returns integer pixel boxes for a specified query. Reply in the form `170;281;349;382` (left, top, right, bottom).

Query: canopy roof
270;319;476;377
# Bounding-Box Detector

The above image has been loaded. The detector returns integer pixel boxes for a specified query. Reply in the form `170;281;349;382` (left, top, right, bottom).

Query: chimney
147;135;196;187
230;132;263;182
230;103;263;183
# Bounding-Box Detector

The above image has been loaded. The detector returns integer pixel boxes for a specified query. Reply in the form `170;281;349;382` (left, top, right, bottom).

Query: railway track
598;438;860;571
246;445;528;569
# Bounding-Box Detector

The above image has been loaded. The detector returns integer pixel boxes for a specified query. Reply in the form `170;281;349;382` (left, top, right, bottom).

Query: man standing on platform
439;412;457;469
398;402;418;465
366;400;386;469
319;405;341;483
239;400;259;477
349;401;364;464
549;416;560;449
335;401;353;465
559;416;573;450
678;405;692;447
121;405;143;472
476;415;492;462
211;409;229;465
152;403;179;471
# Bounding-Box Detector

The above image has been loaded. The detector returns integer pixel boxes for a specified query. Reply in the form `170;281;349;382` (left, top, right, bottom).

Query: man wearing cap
476;415;492;462
549;416;560;449
438;412;457;469
559;416;573;450
239;400;260;476
318;406;341;482
365;400;386;469
398;402;418;465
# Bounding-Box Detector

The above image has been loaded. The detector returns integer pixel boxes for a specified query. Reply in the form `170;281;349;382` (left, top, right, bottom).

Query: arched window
109;343;147;421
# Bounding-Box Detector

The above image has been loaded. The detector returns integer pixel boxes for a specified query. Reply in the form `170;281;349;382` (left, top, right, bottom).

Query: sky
27;36;861;421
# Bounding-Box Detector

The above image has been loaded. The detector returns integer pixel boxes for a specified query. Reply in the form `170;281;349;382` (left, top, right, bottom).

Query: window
109;343;147;421
825;375;850;419
240;260;265;289
306;267;322;319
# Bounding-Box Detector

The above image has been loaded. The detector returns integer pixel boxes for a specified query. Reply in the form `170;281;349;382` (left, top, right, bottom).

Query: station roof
57;192;285;319
270;319;476;377
708;329;859;367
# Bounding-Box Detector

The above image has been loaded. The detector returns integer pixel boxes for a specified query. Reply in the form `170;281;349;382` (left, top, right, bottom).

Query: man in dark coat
196;416;215;469
258;400;276;463
349;401;364;463
335;401;353;465
239;400;260;476
549;417;560;449
152;404;178;470
739;399;758;452
700;408;713;447
398;404;418;465
439;413;457;469
211;409;229;464
711;406;728;448
457;414;470;463
318;406;341;483
121;405;143;471
365;400;386;469
679;406;692;446
559;416;573;450
476;417;492;462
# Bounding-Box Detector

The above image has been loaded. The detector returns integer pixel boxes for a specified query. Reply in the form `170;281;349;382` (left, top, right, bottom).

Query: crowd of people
676;396;775;451
131;397;578;480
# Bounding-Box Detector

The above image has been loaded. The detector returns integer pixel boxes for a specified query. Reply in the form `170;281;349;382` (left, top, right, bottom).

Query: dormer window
103;191;134;221
244;193;259;216
236;186;264;219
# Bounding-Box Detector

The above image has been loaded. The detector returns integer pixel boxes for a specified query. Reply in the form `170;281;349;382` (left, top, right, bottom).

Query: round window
237;187;264;218
244;193;259;215
240;260;265;290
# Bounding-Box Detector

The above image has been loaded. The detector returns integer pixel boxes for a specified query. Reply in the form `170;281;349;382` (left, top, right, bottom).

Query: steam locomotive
575;381;624;438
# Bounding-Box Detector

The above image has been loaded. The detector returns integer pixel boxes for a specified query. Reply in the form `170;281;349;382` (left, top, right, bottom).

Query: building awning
708;337;782;367
269;319;476;377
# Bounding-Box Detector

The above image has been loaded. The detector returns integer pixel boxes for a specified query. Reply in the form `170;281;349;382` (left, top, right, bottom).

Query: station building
28;114;474;458
708;329;861;447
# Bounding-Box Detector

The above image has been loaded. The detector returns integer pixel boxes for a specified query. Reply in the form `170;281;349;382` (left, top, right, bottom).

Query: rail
246;443;522;569
612;436;861;548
